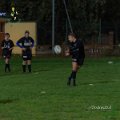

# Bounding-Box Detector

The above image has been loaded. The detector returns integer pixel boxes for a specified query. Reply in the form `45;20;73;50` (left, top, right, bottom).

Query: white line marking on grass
89;84;94;86
41;91;46;94
108;61;113;64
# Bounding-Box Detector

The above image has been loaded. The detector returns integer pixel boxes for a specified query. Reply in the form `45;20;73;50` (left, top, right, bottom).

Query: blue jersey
16;37;34;50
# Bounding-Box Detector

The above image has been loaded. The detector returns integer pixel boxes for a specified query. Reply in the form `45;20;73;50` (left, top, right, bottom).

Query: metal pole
65;0;68;41
65;19;68;42
100;18;102;43
52;0;55;53
63;0;73;33
98;18;101;43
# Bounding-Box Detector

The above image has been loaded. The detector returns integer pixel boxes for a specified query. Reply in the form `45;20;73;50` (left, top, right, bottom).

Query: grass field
0;56;120;120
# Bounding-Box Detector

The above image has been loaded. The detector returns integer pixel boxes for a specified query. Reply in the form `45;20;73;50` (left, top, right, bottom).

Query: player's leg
27;60;32;73
22;51;28;73
68;59;78;86
5;57;11;72
3;50;10;72
71;62;78;86
22;60;27;73
72;58;84;86
26;52;32;73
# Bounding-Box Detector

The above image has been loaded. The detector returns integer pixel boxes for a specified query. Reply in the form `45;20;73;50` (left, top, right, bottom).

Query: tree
1;0;120;45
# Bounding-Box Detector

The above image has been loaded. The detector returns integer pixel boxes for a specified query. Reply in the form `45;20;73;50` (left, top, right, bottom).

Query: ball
54;45;62;54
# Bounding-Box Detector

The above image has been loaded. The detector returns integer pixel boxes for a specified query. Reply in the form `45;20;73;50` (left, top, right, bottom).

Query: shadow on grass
0;99;18;104
80;80;116;86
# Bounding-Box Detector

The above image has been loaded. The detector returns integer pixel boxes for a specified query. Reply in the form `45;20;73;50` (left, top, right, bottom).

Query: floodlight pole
98;18;102;44
52;0;55;53
63;0;73;33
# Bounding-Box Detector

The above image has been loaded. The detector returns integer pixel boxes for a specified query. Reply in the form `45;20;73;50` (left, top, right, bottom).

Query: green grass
0;56;120;120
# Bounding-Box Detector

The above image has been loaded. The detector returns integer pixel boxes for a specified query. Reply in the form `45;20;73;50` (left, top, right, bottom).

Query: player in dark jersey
16;31;34;73
1;33;14;72
65;33;85;86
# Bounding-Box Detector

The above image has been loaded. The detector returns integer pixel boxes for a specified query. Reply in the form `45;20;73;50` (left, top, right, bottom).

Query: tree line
0;0;120;44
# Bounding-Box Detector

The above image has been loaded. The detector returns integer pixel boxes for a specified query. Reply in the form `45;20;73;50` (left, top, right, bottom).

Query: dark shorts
72;58;84;66
22;50;32;61
3;54;11;59
2;50;11;59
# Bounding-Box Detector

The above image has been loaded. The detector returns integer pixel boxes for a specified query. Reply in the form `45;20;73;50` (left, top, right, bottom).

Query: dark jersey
16;37;34;51
16;36;34;60
69;39;85;59
1;39;14;53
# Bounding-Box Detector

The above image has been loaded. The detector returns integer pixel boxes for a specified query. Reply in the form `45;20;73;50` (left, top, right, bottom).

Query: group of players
1;31;34;73
1;32;85;86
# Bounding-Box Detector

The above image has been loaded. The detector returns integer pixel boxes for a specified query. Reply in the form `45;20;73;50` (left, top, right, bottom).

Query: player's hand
30;47;32;50
9;48;13;51
65;51;70;56
22;48;26;51
65;49;70;56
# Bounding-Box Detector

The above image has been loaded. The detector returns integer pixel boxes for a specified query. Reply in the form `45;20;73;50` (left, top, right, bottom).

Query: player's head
68;33;77;42
5;33;10;40
25;30;30;38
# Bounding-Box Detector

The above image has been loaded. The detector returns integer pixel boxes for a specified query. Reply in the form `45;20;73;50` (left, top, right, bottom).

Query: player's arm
79;40;85;52
9;41;14;51
16;38;23;48
9;47;14;51
79;40;85;58
16;38;26;50
80;40;84;48
30;38;35;49
65;47;70;56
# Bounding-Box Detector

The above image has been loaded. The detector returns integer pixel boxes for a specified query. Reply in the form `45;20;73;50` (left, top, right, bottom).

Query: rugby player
65;33;85;86
16;31;34;73
1;33;14;72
